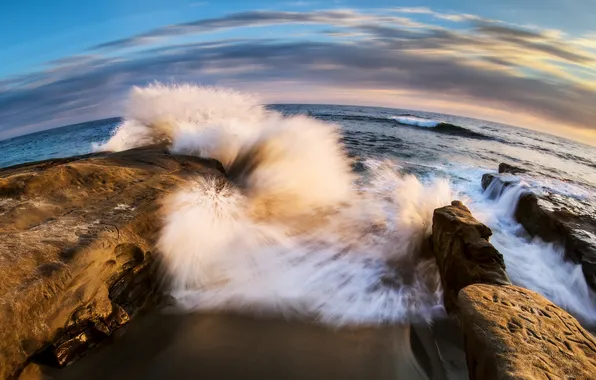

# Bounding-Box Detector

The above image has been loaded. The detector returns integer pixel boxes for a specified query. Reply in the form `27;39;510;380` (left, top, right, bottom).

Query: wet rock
459;284;596;380
480;168;596;291
432;201;510;312
515;192;596;290
480;173;521;199
0;145;225;379
498;163;527;175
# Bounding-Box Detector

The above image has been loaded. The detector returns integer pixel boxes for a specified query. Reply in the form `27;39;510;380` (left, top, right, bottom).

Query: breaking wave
98;83;452;325
302;112;495;140
391;116;440;128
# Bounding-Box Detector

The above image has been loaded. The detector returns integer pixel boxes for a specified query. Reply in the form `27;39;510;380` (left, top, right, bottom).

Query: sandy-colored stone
459;284;596;380
432;201;510;312
0;146;224;379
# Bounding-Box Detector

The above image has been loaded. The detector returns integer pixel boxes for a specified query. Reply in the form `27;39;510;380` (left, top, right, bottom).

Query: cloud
1;8;596;142
90;10;425;51
285;1;317;6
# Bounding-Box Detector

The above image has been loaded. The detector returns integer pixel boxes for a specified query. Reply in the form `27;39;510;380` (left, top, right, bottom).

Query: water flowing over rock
481;169;596;291
0;146;224;379
480;173;520;199
515;192;596;291
432;200;596;380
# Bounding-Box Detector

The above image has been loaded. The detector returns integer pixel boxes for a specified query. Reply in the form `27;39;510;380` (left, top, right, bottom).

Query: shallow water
42;312;443;380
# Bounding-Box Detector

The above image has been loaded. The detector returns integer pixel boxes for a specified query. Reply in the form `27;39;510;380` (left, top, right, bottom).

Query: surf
97;83;453;325
96;82;596;327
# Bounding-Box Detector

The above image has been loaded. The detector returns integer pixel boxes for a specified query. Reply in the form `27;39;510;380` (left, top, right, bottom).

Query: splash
99;83;454;325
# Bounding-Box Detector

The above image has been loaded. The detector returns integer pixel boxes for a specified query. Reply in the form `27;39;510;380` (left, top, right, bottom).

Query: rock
480;173;521;199
0;145;225;379
480;166;596;291
515;192;596;290
498;163;527;175
459;284;596;380
432;201;510;312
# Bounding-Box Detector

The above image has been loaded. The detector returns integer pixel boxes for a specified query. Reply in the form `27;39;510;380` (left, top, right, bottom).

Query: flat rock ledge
0;146;224;380
433;201;596;380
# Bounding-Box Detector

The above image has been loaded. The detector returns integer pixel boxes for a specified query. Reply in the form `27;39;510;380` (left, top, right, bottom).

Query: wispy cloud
284;1;317;6
89;10;425;51
1;7;596;142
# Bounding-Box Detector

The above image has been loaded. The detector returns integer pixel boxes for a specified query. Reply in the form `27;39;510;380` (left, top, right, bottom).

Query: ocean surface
3;105;596;198
2;92;596;329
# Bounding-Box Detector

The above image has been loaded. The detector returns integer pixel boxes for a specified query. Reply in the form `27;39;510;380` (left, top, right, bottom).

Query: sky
1;0;596;143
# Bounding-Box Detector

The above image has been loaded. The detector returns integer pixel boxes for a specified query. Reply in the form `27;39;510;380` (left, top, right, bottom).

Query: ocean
1;85;596;329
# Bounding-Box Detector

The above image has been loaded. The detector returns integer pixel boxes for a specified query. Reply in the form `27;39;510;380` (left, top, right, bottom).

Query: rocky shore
432;201;596;379
1;150;595;379
481;165;596;291
0;146;223;379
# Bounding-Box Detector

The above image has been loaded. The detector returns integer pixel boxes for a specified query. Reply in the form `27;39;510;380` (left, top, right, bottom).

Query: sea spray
99;83;452;325
95;83;269;166
98;83;596;327
157;163;450;325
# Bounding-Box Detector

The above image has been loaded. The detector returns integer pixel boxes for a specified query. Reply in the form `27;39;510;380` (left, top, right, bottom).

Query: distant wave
305;112;495;140
390;116;440;128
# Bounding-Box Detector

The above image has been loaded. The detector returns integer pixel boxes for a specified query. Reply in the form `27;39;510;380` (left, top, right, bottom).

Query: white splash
100;83;454;325
391;116;440;128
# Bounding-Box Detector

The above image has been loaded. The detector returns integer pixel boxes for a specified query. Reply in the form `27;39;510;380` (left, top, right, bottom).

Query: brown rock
498;163;527;175
0;146;225;379
480;173;521;199
459;284;596;380
515;192;596;291
432;201;510;312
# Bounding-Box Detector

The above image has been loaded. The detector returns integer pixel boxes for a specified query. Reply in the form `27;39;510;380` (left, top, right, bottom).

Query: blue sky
1;0;596;142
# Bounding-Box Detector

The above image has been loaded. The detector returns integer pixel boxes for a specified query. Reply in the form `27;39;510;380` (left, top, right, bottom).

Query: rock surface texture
432;200;596;380
460;284;596;380
432;200;510;312
0;146;224;379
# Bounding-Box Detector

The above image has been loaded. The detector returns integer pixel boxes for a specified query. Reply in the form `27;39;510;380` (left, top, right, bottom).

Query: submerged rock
498;162;527;175
0;146;224;379
432;201;510;312
459;284;596;380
